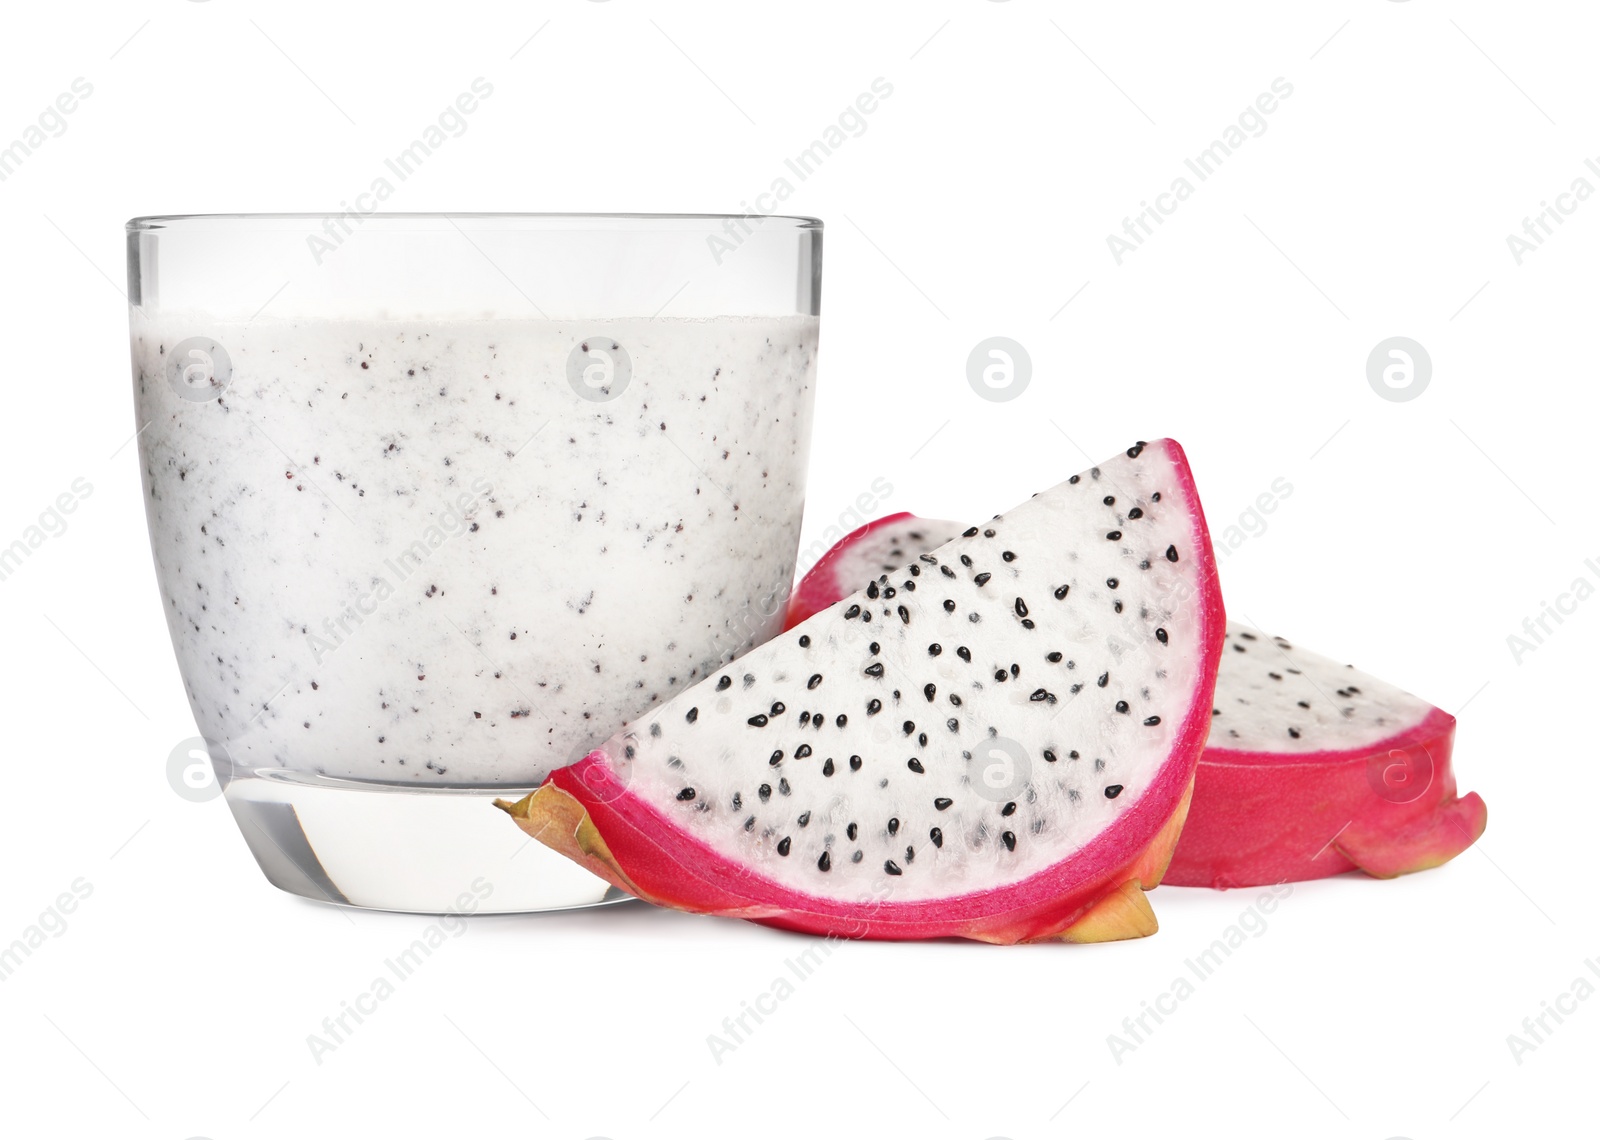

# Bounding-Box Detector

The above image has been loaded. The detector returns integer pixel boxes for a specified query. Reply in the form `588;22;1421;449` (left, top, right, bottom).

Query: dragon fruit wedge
791;517;1488;890
1163;622;1487;887
787;514;965;627
498;439;1226;943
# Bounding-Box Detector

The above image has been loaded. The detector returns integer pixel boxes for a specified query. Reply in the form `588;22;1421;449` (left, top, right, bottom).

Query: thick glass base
222;769;631;914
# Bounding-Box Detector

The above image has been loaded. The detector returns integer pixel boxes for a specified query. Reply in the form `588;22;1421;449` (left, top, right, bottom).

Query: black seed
1054;584;1070;600
1128;441;1145;457
849;755;863;771
960;554;972;567
930;827;944;847
1103;495;1115;506
974;572;992;587
798;634;810;647
963;526;979;537
941;565;956;579
995;669;1007;682
946;718;959;731
808;673;823;690
943;599;956;612
1155;628;1168;645
795;744;813;759
748;714;768;727
887;817;899;835
1107;531;1122;541
1097;672;1109;688
836;714;848;728
852;851;863;863
731;792;742;809
686;707;699;723
800;711;812;726
744;816;756;831
948;694;962;706
844;604;861;619
1047;651;1063;663
957;646;972;662
864;663;884;678
984;528;996;537
1151;491;1161;501
1030;688;1054;703
918;732;928;746
905;845;915;863
771;701;786;715
883;586;896;600
866;582;879;599
777;836;791;856
1002;551;1016;562
1297;700;1311;709
1105;784;1124;799
818;852;831;872
1021;619;1034;629
847;822;858;840
758;784;772;801
1069;474;1080;484
1013;597;1029;618
898;605;910;624
1288;727;1302;739
823;757;835;776
884;860;902;876
717;676;732;691
1106;577;1119;590
1070;750;1080;759
1043;749;1057;763
1166;545;1179;562
923;683;937;703
779;778;791;795
1144;715;1162;726
902;720;915;735
929;643;942;657
908;758;924;773
934;797;953;811
770;750;784;766
867;699;882;715
676;788;696;801
1001;831;1016;851
1127;507;1143;519
870;642;881;655
798;811;810;827
1113;601;1123;614
1002;801;1017;817
919;554;937;564
1115;701;1129;713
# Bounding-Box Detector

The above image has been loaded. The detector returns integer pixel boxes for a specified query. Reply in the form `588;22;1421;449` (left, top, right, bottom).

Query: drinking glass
128;213;822;912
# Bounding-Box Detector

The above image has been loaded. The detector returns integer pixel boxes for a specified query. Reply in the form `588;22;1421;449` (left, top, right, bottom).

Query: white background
1;1;1595;1137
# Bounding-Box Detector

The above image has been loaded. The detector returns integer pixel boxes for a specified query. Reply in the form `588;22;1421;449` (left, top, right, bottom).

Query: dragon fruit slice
788;514;965;627
791;517;1488;889
1163;622;1487;887
499;439;1226;943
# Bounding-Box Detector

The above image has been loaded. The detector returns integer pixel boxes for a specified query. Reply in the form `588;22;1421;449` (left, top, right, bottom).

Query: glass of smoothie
127;214;821;913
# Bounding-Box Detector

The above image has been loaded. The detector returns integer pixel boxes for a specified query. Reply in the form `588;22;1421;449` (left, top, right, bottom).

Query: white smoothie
131;314;817;785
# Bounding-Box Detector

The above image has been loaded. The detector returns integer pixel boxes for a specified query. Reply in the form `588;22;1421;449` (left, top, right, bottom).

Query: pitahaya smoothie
132;313;818;787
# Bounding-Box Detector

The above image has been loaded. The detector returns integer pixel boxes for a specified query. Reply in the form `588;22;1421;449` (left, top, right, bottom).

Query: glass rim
127;212;824;232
